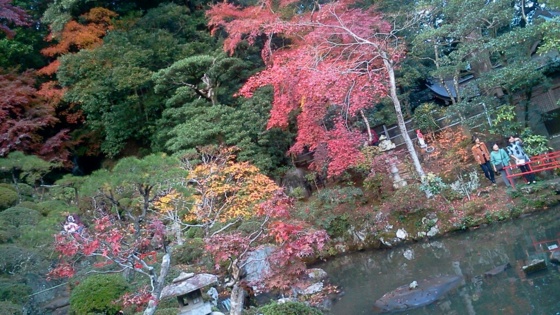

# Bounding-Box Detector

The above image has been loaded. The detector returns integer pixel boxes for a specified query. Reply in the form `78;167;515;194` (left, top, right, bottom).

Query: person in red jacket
471;136;496;185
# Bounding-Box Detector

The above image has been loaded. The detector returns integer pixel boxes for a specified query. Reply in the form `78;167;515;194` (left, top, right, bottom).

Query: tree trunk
360;109;373;145
383;57;426;181
229;282;246;315
173;221;184;246
143;252;171;315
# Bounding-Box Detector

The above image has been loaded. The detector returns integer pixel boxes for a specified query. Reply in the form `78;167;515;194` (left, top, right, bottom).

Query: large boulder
281;168;311;198
373;275;463;313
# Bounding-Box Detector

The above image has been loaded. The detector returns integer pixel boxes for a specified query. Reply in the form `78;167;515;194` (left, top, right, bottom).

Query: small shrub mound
35;200;78;216
259;301;323;315
0;187;18;211
0;301;23;315
0;207;40;228
70;274;129;315
0;279;32;304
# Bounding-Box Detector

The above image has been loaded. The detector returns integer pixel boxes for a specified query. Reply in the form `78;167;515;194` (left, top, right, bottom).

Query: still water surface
318;207;560;315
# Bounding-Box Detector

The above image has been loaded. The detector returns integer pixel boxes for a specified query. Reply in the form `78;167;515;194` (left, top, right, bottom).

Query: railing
504;150;560;188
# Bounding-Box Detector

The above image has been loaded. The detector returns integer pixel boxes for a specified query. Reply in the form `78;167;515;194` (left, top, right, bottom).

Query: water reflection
318;207;560;315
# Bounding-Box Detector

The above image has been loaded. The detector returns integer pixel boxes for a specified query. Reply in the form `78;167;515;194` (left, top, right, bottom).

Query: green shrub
0;183;16;192
15;183;34;200
35;200;77;217
380;184;428;215
0;279;32;304
0;245;41;275
16;201;39;212
0;207;40;228
0;188;18;211
0;301;22;315
70;274;129;315
259;301;323;315
325;215;350;238
19;214;61;248
0;225;16;244
174;238;205;265
316;187;364;207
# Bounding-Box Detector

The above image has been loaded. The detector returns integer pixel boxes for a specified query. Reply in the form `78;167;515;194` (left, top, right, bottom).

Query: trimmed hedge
69;274;129;315
0;187;18;212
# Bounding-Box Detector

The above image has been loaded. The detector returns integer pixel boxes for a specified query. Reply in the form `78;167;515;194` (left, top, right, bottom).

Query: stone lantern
160;273;219;315
387;157;407;189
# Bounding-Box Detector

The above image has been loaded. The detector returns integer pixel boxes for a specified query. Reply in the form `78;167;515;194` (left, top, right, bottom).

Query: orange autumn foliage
39;7;118;75
186;147;280;223
425;128;472;176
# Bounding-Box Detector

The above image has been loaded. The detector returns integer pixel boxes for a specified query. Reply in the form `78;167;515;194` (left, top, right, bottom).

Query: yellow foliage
185;149;280;223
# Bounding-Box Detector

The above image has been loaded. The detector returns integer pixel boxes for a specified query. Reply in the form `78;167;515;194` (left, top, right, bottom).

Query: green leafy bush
413;102;442;136
19;214;62;248
15;183;34;200
0;187;18;212
16;201;39;212
0;184;16;192
316;187;364;207
0;207;40;228
173;238;205;265
0;222;17;244
0;301;22;315
35;200;77;217
0;279;32;304
70;274;129;315
380;184;428;215
519;131;552;156
259;301;323;315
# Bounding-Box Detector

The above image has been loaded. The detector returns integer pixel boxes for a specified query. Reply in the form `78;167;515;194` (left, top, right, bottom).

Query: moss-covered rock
69;274;129;315
0;187;18;211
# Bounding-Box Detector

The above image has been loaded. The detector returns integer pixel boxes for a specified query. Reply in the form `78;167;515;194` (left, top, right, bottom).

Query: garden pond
317;205;560;315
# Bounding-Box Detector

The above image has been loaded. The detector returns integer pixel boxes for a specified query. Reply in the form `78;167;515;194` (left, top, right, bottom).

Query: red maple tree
0;0;31;38
49;212;168;315
207;0;426;179
0;70;73;164
205;190;328;315
207;0;398;177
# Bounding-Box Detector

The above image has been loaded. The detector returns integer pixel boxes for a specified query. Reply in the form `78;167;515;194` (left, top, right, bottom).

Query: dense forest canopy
1;0;560;314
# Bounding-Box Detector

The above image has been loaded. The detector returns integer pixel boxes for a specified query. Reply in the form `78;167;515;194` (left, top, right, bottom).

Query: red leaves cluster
116;287;153;311
208;0;400;177
48;215;165;281
205;189;329;293
0;70;74;164
0;0;31;38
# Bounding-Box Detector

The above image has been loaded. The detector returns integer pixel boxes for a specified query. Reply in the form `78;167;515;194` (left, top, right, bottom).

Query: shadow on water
317;206;560;315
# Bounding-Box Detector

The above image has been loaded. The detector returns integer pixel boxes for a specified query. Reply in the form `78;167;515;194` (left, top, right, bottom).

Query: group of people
471;135;536;188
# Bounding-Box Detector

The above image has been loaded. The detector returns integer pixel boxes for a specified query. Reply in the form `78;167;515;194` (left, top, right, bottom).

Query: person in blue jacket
490;143;512;188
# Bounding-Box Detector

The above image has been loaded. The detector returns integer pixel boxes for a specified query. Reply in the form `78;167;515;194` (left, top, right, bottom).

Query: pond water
318;206;560;315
